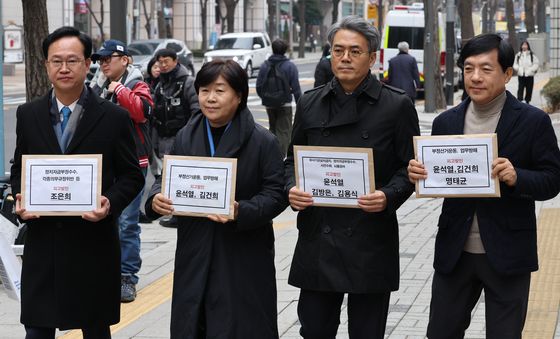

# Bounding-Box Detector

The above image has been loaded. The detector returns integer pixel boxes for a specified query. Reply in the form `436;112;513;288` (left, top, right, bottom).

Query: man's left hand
492;157;517;186
357;190;387;213
107;81;120;93
82;196;110;222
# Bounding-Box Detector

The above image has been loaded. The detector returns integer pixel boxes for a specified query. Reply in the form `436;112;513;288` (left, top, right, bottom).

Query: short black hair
272;39;288;55
457;33;514;73
42;26;92;60
155;48;177;61
195;60;249;110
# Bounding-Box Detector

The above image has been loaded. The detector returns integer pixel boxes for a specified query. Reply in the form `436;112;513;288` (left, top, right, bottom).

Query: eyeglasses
47;58;84;69
98;54;124;65
331;47;370;58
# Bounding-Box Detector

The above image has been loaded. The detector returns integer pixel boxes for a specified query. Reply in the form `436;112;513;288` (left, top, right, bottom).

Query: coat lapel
494;92;523;150
32;94;63;154
65;92;106;154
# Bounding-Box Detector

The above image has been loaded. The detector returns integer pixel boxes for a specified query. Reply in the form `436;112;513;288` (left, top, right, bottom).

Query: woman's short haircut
457;33;514;73
42;26;92;60
327;15;380;53
195;60;249;110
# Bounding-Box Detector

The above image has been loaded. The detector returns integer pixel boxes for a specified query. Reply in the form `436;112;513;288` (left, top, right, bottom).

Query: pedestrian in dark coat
11;27;144;338
387;41;421;103
285;16;420;338
313;43;334;87
146;59;288;339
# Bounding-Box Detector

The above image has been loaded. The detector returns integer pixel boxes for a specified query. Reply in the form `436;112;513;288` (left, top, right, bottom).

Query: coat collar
65;88;107;153
185;107;256;158
312;73;382;128
449;91;523;149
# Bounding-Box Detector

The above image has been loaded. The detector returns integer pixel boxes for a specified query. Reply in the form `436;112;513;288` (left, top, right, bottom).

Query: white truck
379;3;459;93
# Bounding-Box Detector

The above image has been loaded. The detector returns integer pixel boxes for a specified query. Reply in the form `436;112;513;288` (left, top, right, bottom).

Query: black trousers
297;289;390;339
517;76;534;103
25;325;111;339
427;252;531;339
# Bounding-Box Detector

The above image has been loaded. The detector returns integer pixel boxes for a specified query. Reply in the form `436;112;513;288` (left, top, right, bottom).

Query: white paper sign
162;155;237;219
414;134;500;197
22;155;102;215
294;146;375;208
0;234;22;301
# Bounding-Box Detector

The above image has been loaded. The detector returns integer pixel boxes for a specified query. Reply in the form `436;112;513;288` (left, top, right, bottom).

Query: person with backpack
256;39;301;156
152;48;200;228
91;39;154;303
513;40;539;105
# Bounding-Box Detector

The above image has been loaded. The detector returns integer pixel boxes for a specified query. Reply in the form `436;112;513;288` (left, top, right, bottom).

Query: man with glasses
285;16;420;338
10;27;144;339
151;49;199;228
90;39;154;303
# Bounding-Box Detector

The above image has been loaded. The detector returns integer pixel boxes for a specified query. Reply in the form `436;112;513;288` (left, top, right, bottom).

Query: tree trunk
141;0;152;38
267;0;277;38
22;0;50;101
298;0;306;58
223;0;239;33
457;0;474;42
536;0;546;33
423;0;446;112
505;0;518;51
524;0;535;34
200;0;209;52
85;0;105;42
331;0;339;25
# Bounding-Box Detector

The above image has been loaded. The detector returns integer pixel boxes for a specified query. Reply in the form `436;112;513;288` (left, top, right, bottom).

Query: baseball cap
91;39;129;62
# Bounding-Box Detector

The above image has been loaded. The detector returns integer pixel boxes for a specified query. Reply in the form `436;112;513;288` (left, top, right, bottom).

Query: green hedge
542;76;560;113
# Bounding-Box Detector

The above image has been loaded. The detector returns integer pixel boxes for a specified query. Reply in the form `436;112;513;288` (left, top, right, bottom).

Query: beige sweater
462;91;506;254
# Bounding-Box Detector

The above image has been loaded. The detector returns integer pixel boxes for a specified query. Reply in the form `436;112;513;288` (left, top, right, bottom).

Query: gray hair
398;41;409;53
327;16;380;53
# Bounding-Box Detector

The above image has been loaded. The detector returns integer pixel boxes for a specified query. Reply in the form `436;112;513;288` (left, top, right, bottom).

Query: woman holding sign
146;60;288;338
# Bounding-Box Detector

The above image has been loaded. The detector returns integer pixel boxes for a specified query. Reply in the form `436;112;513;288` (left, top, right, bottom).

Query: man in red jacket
91;39;154;302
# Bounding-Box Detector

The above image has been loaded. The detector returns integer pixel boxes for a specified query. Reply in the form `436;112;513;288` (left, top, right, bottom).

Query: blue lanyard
205;118;232;157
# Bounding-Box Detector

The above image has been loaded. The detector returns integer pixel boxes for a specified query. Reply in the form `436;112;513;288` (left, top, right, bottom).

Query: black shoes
159;216;178;228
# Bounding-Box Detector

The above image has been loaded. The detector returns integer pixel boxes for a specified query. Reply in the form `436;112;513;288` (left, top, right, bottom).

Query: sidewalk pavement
2;63;560;338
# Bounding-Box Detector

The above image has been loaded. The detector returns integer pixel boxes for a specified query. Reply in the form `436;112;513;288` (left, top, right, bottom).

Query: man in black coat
11;27;144;338
386;41;421;103
285;16;420;339
408;33;560;338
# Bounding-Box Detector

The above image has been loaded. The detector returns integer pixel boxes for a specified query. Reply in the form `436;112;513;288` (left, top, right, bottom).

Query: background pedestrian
513;40;539;104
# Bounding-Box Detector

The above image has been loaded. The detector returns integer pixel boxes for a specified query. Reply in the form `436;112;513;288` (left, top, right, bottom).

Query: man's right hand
15;193;39;220
407;159;428;183
151;193;174;216
288;186;313;211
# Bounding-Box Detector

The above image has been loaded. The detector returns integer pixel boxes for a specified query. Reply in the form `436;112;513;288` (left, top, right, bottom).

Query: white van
379;3;455;93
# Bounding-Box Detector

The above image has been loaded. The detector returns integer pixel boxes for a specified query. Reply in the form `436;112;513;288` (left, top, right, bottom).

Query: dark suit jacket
432;92;560;276
10;88;144;328
387;52;421;99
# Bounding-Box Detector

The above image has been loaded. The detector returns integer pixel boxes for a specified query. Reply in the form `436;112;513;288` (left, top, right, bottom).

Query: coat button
346;227;353;237
361;131;369;139
322;129;331;137
368;101;374;105
323;226;332;234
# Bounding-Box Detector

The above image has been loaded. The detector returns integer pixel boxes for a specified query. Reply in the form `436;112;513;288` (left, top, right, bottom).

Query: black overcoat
146;108;288;339
432;92;560;275
285;75;420;293
10;88;144;329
